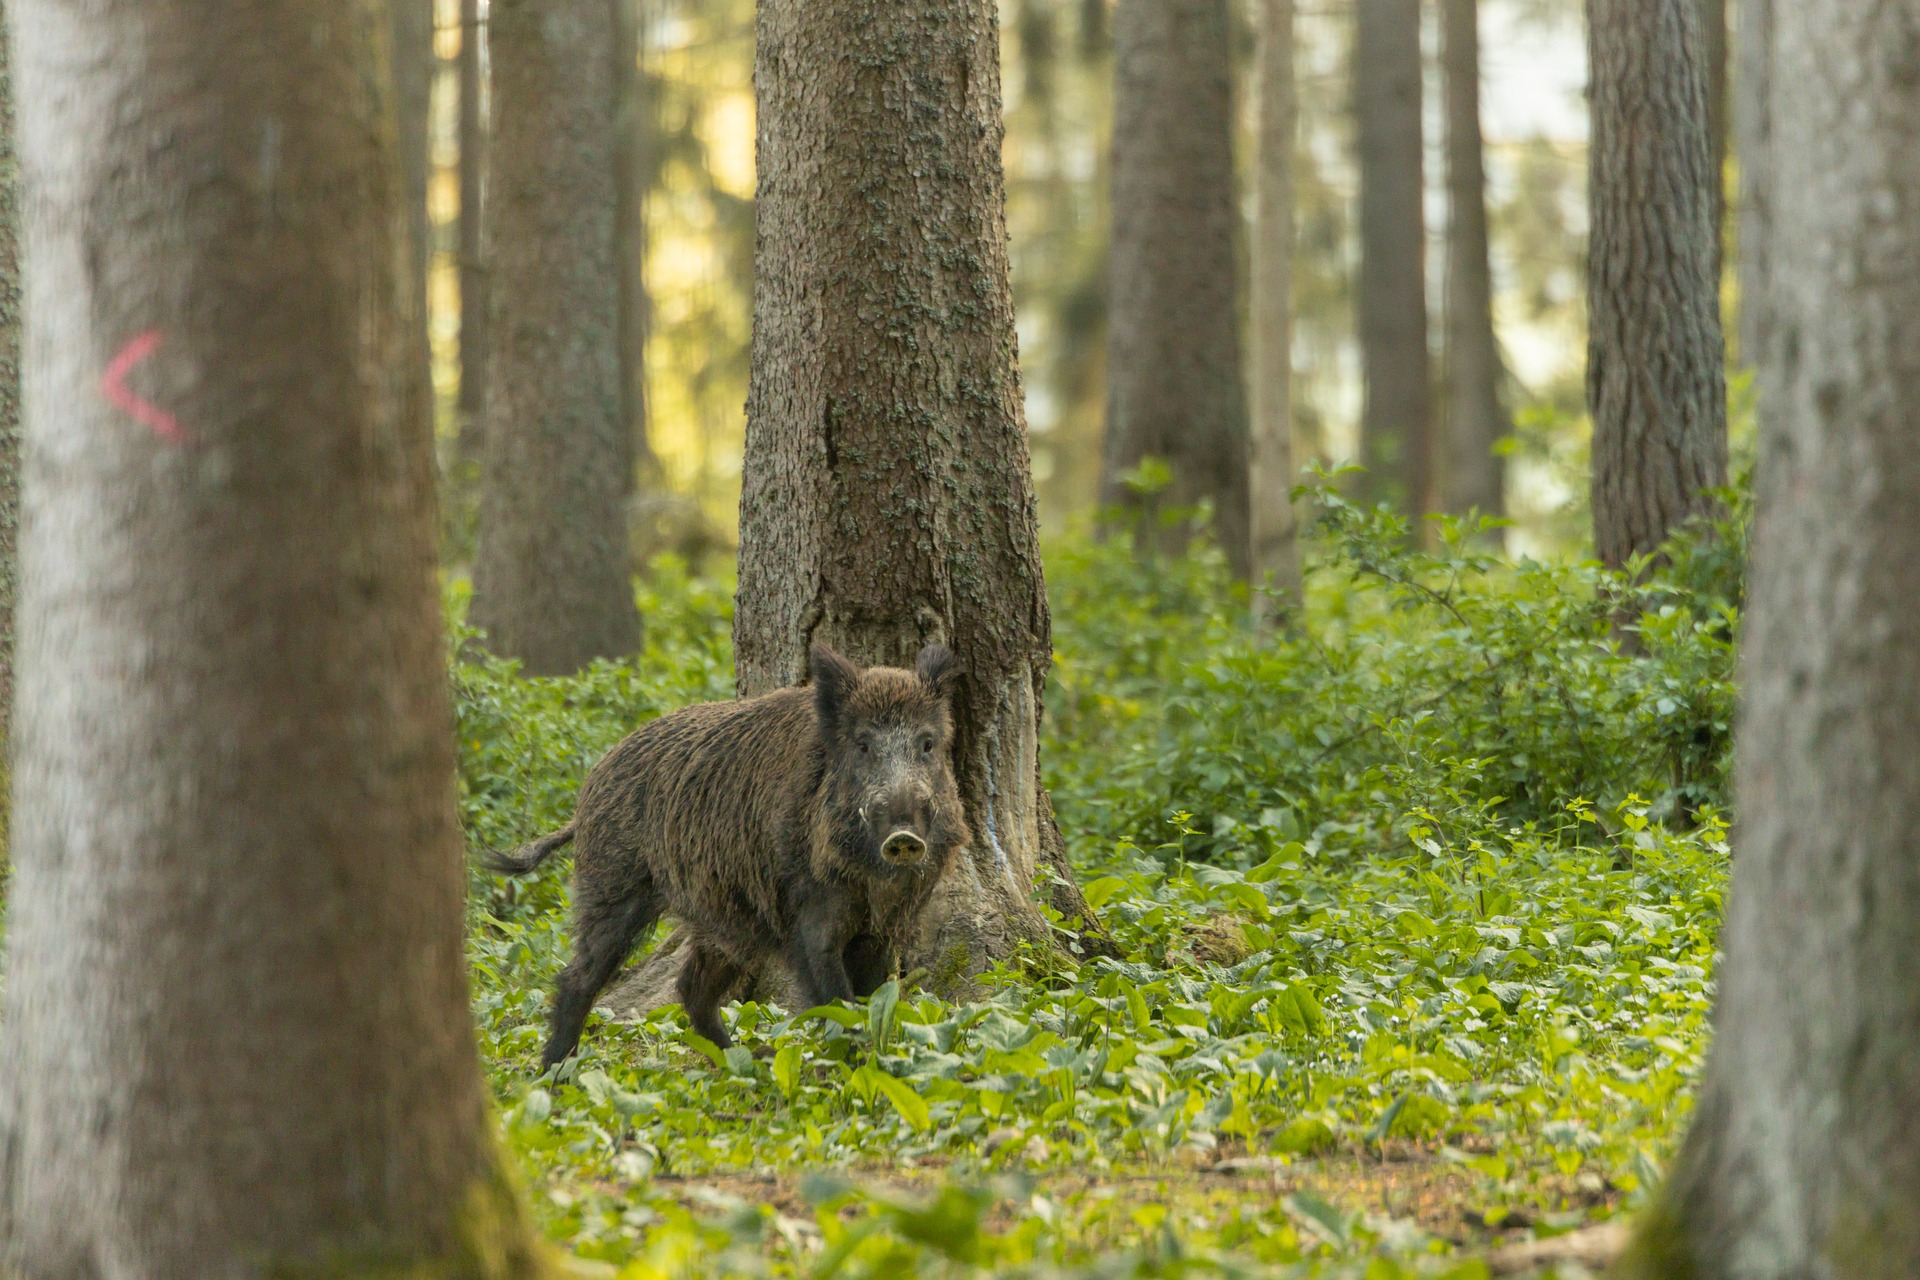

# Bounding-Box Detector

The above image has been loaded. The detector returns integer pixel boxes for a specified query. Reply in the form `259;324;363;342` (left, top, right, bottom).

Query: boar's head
811;642;970;877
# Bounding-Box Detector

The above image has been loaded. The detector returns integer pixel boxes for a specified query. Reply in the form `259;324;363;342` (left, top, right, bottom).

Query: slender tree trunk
471;0;640;674
1619;5;1920;1275
1251;0;1302;618
1354;0;1432;514
1702;0;1727;275
0;2;545;1273
614;0;657;488
457;0;489;462
1586;0;1727;570
606;0;1108;1018
1441;0;1508;523
1734;0;1772;363
1101;0;1251;578
394;0;434;437
0;2;20;772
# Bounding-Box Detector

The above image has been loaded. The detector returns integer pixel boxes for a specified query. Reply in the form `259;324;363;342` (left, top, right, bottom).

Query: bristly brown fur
490;643;970;1066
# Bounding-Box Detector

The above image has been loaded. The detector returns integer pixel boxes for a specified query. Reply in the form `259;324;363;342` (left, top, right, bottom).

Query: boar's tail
484;824;576;876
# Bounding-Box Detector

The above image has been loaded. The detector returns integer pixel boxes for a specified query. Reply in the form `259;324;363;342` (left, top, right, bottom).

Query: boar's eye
857;736;871;755
919;735;935;754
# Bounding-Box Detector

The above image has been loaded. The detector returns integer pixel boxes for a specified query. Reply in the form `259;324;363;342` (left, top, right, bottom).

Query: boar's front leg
786;882;856;1009
844;934;894;998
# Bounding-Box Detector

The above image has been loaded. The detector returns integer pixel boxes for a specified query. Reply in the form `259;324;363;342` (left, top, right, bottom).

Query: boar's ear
811;644;861;730
914;643;958;699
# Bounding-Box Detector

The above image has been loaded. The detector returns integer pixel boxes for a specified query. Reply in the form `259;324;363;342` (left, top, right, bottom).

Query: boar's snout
880;829;929;865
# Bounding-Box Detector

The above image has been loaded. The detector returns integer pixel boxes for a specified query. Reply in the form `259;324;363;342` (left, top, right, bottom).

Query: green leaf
870;1070;932;1132
772;1044;803;1099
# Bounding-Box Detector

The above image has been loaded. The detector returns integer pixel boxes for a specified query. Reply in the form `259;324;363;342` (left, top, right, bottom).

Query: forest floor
458;516;1739;1277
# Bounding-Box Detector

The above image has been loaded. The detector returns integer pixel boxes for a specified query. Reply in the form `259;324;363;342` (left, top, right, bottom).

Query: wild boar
488;643;970;1066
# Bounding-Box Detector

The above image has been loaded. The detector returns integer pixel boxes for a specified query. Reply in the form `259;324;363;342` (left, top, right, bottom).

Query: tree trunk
1101;0;1250;579
1701;0;1727;276
393;0;434;453
1251;0;1302;618
1354;0;1432;514
0;2;545;1273
614;0;658;488
605;0;1108;1019
1440;0;1508;524
470;0;641;674
457;0;489;462
1734;0;1773;363
1585;0;1727;570
1618;5;1920;1275
0;2;20;773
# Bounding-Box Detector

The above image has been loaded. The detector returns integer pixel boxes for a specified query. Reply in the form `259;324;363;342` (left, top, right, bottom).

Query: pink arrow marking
101;330;188;445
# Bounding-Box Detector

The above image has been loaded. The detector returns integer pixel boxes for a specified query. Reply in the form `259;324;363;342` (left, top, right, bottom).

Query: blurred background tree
423;0;1628;572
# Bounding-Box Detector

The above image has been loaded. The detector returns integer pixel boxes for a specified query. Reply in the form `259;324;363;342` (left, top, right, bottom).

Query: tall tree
1701;0;1727;272
1101;0;1250;578
0;0;20;763
1620;3;1920;1274
1586;0;1726;570
1354;0;1432;513
608;0;1106;1017
393;0;434;460
457;0;489;460
471;0;641;673
0;1;545;1272
1440;0;1509;521
1250;0;1302;616
614;0;658;485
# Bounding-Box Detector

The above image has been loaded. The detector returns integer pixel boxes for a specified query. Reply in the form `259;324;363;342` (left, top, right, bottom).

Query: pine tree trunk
605;0;1107;1018
471;0;640;673
1354;0;1432;514
393;0;434;463
457;0;490;462
1251;0;1302;618
394;0;433;323
0;2;544;1273
1701;0;1727;274
614;0;657;486
1734;0;1773;363
0;3;20;775
1441;0;1508;523
1618;5;1920;1274
1585;0;1727;570
1101;0;1250;578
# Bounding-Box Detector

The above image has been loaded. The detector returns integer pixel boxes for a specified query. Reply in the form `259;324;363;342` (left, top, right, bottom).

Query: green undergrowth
458;487;1744;1278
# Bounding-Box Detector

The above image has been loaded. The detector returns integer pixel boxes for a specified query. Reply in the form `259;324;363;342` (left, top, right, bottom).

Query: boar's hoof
881;830;929;865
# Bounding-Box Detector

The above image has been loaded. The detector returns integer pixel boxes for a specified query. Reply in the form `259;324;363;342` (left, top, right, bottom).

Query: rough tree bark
1251;0;1302;618
1101;0;1250;578
1354;0;1432;514
0;1;546;1274
1618;4;1920;1275
457;0;489;461
470;0;640;673
1586;0;1727;570
1440;0;1509;522
606;0;1106;1019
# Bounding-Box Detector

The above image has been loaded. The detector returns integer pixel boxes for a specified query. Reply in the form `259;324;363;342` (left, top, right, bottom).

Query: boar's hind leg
541;882;663;1070
844;934;894;998
677;943;744;1049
